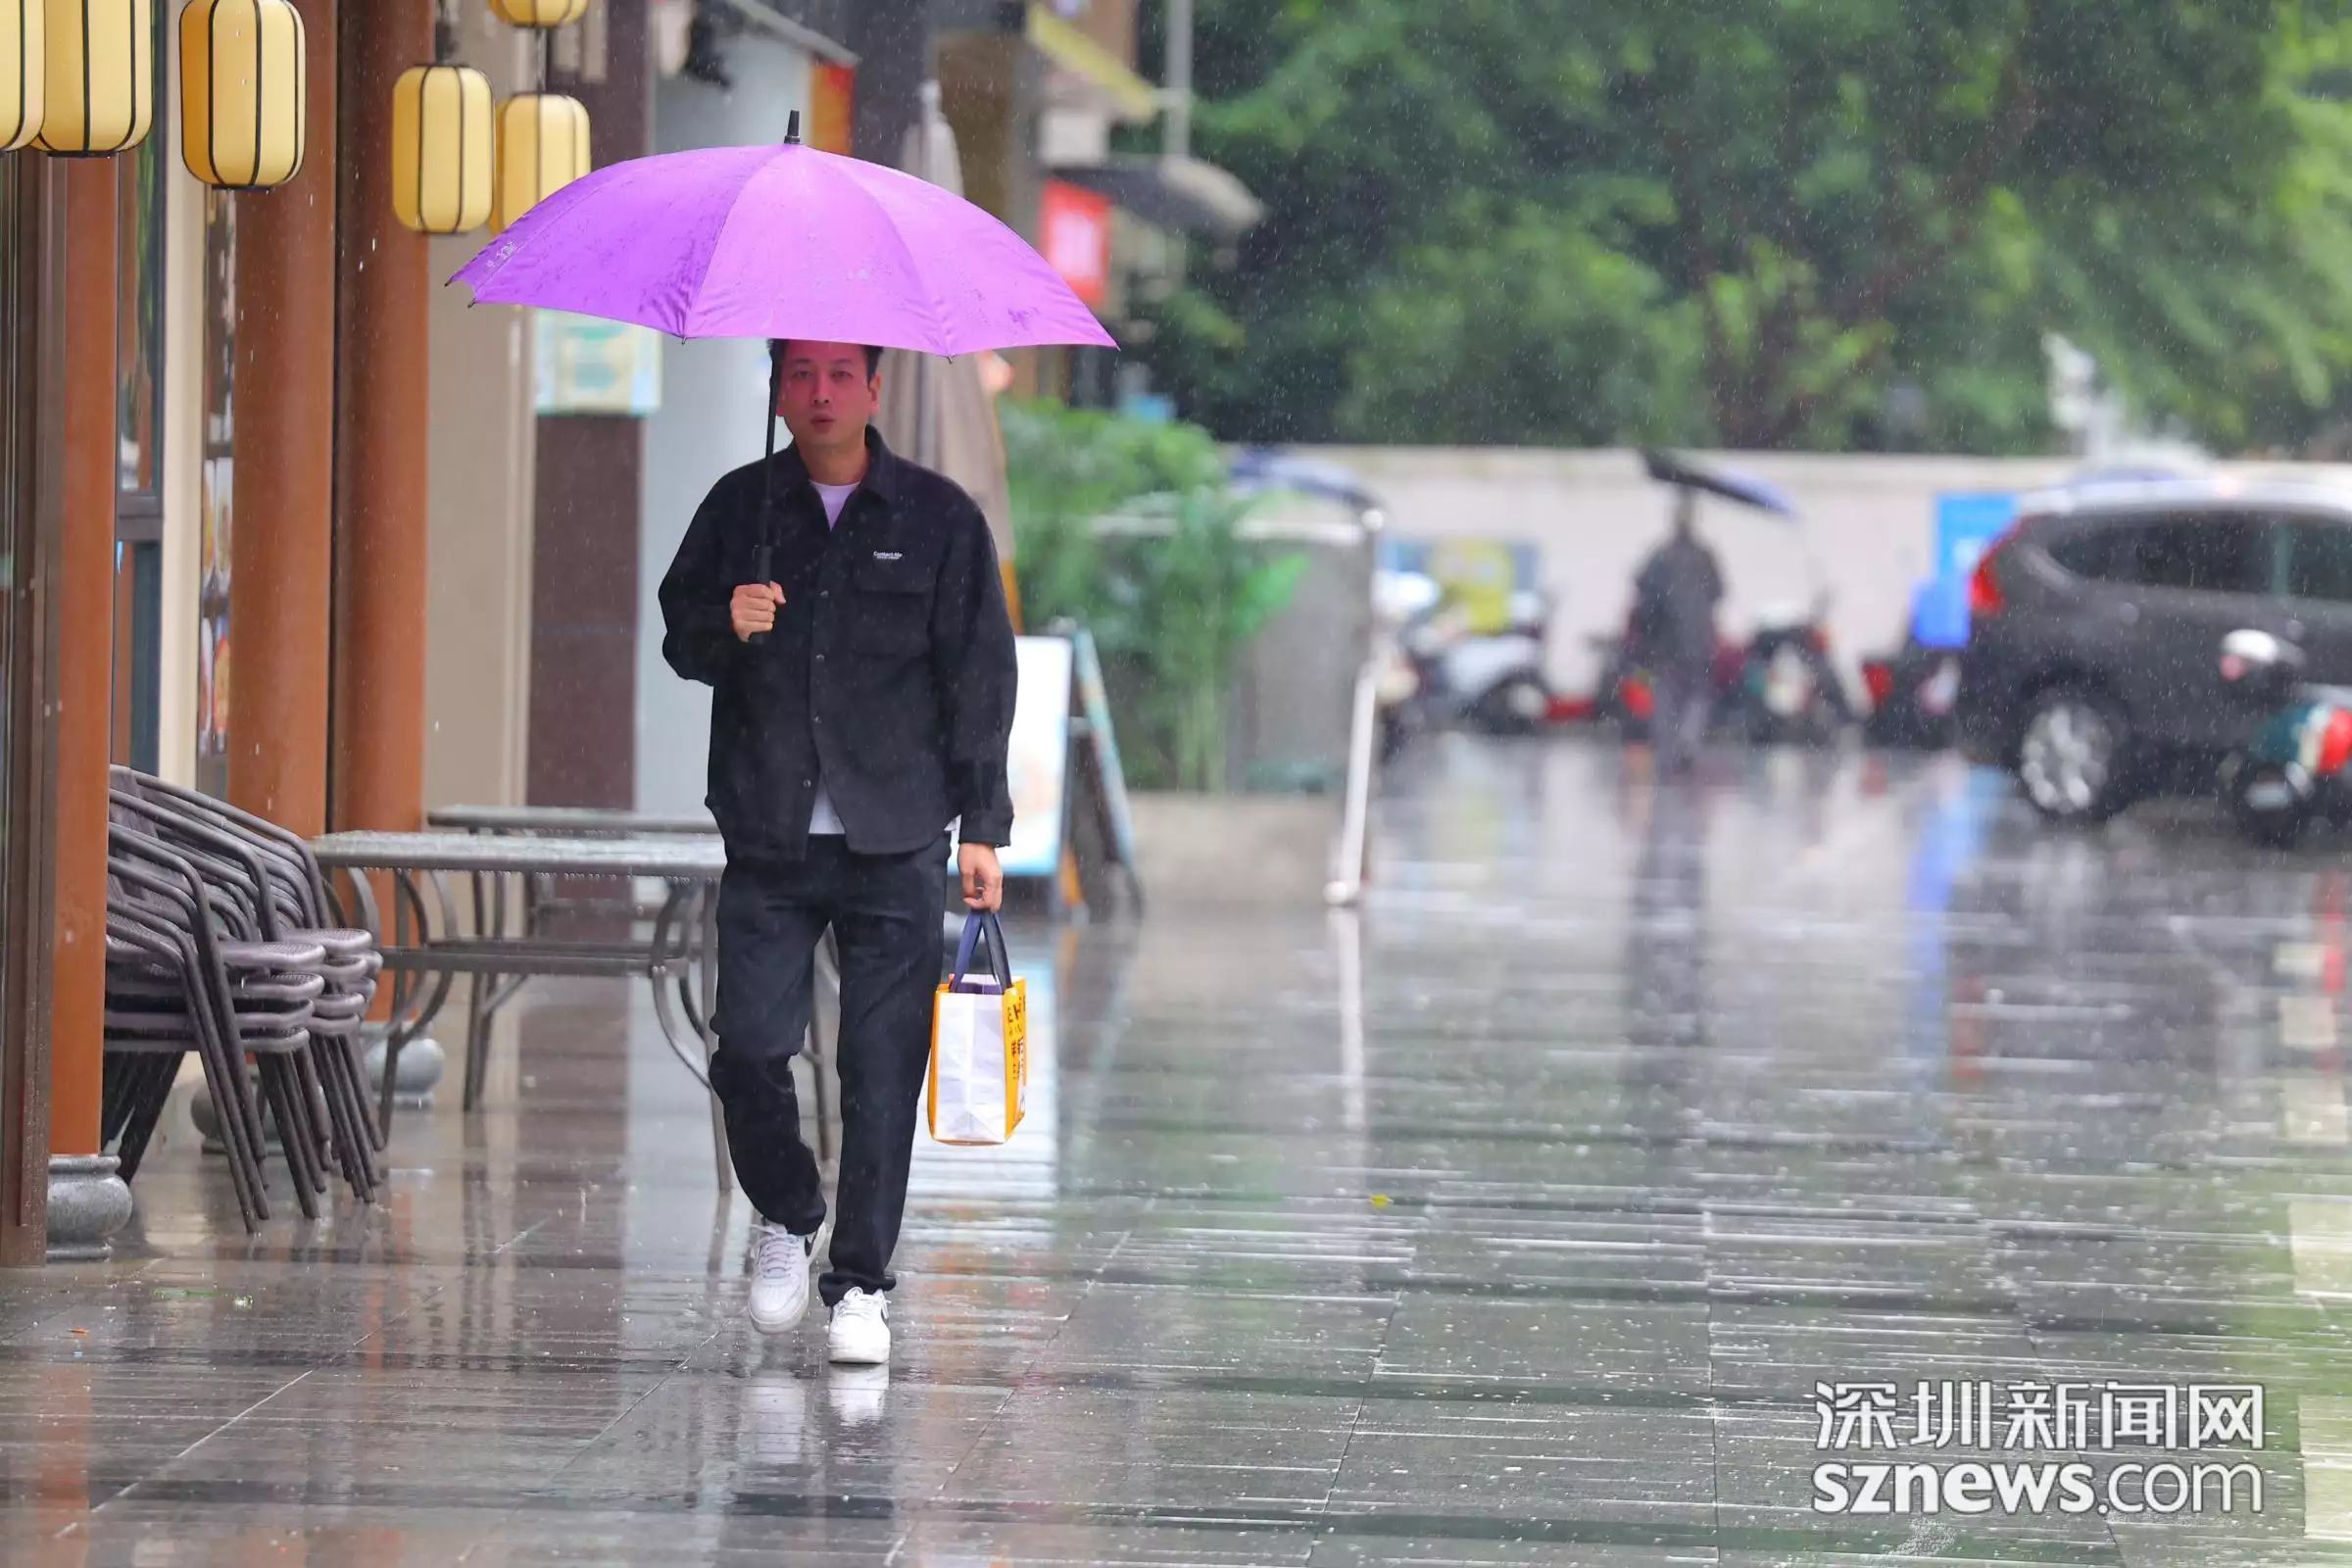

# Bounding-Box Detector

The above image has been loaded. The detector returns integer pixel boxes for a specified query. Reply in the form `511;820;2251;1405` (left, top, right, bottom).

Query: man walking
659;339;1017;1365
1632;491;1725;777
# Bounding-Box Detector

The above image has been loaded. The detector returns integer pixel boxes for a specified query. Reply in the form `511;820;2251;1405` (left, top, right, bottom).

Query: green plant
1004;400;1306;791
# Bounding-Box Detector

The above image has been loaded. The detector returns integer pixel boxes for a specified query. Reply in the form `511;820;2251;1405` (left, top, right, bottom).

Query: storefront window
118;135;162;500
195;188;234;800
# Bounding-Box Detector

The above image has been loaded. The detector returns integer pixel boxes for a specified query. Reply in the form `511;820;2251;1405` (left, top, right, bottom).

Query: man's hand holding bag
928;910;1028;1145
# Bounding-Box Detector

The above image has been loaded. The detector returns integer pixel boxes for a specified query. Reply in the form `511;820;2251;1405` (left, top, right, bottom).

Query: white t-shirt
807;481;860;836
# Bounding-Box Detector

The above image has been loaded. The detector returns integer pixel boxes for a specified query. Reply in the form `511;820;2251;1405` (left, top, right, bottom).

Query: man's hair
770;339;884;378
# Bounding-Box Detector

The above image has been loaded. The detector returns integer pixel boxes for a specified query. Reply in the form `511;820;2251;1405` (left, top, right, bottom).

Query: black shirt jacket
658;428;1018;859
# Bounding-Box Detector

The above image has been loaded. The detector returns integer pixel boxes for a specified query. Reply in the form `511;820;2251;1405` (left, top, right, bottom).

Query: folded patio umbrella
877;82;1018;573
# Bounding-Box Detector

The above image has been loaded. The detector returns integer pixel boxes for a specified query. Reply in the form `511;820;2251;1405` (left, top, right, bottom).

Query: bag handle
950;909;1013;992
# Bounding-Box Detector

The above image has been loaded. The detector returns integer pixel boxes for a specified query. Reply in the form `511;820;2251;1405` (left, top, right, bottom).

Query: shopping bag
927;909;1028;1145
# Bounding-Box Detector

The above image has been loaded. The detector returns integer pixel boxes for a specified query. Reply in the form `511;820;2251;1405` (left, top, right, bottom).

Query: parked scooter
1861;639;1962;749
1371;568;1437;760
1384;569;1556;738
1733;595;1854;745
2216;628;2352;846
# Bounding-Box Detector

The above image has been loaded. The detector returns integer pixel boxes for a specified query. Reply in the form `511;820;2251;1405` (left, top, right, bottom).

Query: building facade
0;0;1223;1257
0;0;863;1259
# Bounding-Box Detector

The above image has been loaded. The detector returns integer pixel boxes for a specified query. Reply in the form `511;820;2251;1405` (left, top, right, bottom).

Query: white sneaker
827;1288;891;1364
747;1221;814;1335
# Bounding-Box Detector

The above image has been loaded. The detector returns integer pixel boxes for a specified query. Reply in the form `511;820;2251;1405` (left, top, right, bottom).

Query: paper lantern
490;90;585;232
488;0;584;28
391;60;490;233
178;0;304;188
34;0;152;154
1;0;42;150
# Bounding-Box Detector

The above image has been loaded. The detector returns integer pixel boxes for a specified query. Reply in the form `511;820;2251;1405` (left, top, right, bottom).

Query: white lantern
490;89;586;232
34;0;153;154
1;0;42;151
488;0;584;28
391;60;492;233
179;0;305;188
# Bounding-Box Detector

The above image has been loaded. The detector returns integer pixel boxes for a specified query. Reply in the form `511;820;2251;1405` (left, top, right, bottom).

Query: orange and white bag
928;910;1028;1145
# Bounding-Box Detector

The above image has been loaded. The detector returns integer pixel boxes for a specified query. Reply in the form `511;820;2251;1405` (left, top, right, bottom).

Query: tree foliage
1140;0;2352;453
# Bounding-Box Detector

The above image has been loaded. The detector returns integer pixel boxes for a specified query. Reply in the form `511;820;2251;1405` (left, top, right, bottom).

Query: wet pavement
14;736;2352;1563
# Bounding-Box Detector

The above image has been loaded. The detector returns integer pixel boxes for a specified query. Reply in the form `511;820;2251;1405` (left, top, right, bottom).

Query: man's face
775;341;881;458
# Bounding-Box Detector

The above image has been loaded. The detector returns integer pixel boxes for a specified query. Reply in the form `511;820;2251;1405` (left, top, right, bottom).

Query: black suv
1957;479;2352;822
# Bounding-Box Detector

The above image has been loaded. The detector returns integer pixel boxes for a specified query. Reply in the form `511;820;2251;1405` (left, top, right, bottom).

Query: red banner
1040;179;1112;309
809;63;856;155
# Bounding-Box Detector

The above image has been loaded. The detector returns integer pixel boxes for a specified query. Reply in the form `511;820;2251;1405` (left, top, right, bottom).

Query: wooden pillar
0;157;66;1264
228;0;339;835
331;0;431;833
46;159;121;1163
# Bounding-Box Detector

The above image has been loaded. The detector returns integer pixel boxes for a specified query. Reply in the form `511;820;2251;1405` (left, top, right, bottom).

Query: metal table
426;807;723;933
309;830;757;1192
427;805;720;836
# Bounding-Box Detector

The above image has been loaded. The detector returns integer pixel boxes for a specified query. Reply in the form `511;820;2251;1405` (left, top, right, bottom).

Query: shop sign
1040;179;1111;310
534;310;662;416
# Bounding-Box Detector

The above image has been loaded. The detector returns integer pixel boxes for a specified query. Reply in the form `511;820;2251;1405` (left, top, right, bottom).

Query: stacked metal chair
103;768;385;1231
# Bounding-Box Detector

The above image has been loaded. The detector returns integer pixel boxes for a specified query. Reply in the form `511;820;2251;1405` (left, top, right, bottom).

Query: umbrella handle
746;346;783;647
746;544;773;647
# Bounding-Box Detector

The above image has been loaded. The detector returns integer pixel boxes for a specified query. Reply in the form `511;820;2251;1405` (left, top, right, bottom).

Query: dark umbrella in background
1641;450;1802;520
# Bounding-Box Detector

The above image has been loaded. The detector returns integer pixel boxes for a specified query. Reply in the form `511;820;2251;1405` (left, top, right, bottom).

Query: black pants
710;835;945;1305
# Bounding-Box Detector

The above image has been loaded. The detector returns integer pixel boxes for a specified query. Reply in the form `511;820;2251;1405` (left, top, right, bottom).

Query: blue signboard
1914;493;2020;649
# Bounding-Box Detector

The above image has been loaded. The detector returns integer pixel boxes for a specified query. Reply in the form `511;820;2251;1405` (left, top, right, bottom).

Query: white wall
423;14;540;810
636;35;814;817
425;245;537;809
158;36;202;786
1310;447;2087;694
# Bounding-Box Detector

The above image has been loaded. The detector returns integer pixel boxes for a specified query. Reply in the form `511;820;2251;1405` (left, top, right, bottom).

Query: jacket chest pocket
846;556;932;656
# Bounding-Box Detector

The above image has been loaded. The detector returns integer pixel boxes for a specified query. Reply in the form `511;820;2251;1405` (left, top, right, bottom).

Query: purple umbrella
453;113;1112;620
451;116;1115;355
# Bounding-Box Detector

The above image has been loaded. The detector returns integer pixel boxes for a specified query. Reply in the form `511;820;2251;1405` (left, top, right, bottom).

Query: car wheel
2226;759;2312;848
2016;686;2132;823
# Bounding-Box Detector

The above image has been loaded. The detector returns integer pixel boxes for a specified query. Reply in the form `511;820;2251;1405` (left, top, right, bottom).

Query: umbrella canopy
453;134;1116;355
1641;450;1800;519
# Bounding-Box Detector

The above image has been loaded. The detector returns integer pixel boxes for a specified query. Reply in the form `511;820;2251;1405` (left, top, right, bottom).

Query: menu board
998;636;1074;879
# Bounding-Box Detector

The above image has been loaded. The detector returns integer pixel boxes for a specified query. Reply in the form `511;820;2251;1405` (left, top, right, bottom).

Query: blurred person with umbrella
1630;494;1726;777
1629;453;1798;776
457;114;1112;1367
